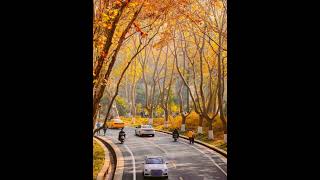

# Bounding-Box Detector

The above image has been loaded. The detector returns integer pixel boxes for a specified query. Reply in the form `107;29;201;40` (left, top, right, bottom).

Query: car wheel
151;134;155;137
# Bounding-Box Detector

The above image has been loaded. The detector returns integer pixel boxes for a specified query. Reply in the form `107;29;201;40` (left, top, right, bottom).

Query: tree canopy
93;0;227;140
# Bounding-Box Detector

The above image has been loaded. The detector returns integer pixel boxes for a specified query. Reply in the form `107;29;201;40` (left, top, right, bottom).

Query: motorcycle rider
118;127;126;141
172;128;179;140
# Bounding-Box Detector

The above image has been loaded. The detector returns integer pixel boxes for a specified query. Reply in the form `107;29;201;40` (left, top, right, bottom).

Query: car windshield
146;158;163;164
113;119;122;123
142;125;152;128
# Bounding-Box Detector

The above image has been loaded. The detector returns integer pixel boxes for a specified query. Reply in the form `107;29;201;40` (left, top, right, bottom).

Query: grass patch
93;140;105;180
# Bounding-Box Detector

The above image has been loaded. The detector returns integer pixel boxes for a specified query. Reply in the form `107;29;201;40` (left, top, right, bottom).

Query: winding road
98;127;227;180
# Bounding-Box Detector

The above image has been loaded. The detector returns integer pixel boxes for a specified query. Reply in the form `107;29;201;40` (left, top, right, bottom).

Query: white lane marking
124;144;136;180
143;138;169;154
142;138;177;169
193;143;227;164
179;177;184;180
179;140;227;176
155;131;227;165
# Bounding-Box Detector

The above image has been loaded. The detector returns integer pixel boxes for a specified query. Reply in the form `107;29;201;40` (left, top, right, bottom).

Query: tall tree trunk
99;32;160;130
217;23;227;143
173;31;200;120
147;108;153;124
131;61;137;123
163;46;174;128
180;30;190;113
190;27;207;135
208;117;214;140
93;2;128;85
181;115;187;132
148;48;163;125
94;48;136;134
93;5;142;124
186;71;190;112
125;72;129;111
178;79;187;132
198;114;204;134
164;109;169;128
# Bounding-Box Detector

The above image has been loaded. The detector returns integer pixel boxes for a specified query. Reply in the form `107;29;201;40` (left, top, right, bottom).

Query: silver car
143;156;169;178
135;125;155;137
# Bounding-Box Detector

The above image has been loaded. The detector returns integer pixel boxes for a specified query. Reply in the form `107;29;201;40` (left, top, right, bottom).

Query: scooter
119;135;125;144
173;133;179;142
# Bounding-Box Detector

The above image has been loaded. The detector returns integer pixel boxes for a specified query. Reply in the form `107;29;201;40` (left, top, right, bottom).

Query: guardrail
155;129;227;158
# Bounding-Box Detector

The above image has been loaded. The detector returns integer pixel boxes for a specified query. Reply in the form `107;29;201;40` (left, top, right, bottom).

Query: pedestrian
96;122;101;135
187;129;194;144
191;130;195;144
103;125;107;136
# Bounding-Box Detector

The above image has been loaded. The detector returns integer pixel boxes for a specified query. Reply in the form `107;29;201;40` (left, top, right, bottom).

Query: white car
135;125;155;137
143;156;168;178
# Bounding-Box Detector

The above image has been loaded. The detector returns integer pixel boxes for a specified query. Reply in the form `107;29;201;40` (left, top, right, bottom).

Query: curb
97;136;124;180
93;137;111;180
155;129;227;158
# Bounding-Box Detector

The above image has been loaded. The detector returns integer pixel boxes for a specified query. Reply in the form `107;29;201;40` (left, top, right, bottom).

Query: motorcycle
173;133;179;142
119;135;125;144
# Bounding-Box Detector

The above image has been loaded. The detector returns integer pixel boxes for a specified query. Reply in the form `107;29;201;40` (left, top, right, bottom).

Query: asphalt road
97;127;227;180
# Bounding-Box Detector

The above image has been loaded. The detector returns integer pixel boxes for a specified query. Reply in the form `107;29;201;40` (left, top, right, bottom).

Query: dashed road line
179;140;227;176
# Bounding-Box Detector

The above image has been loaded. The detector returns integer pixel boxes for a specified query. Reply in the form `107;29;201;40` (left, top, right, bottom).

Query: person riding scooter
172;129;179;141
118;128;126;143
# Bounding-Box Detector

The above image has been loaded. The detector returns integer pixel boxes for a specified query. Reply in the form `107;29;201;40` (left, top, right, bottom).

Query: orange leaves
128;1;139;8
133;22;142;32
133;22;148;38
115;0;122;7
101;22;112;29
141;32;148;38
100;51;107;59
102;9;118;22
95;35;107;51
101;13;110;21
212;0;223;9
153;31;172;49
106;24;112;29
94;8;121;32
